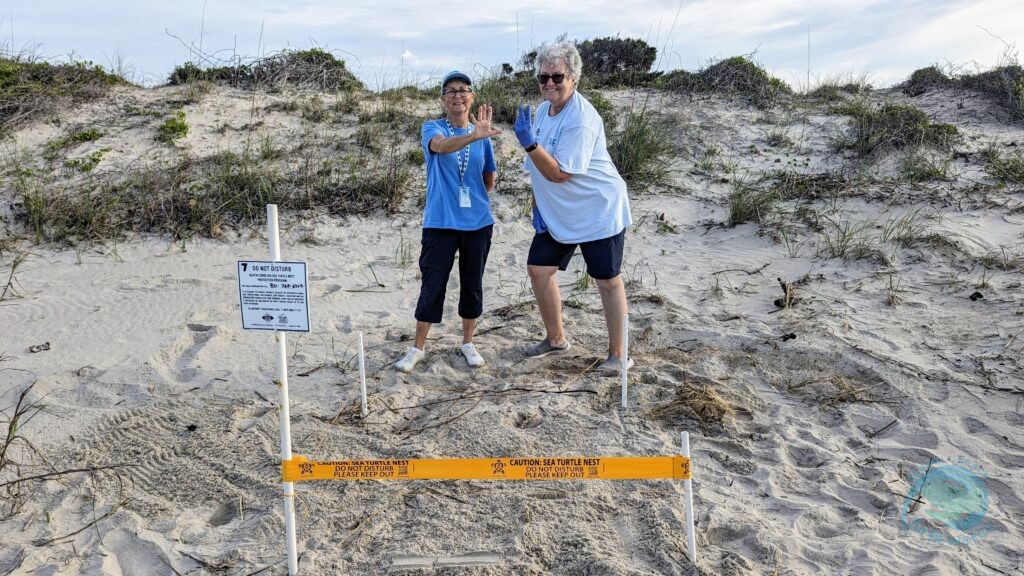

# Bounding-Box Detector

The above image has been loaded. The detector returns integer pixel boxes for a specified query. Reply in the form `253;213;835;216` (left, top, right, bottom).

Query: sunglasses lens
537;74;565;84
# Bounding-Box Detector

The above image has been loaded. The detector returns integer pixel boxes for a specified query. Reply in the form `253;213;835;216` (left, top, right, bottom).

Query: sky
4;0;1024;90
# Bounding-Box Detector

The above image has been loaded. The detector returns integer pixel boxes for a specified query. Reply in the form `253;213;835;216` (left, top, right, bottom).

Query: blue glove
532;206;548;234
514;104;536;149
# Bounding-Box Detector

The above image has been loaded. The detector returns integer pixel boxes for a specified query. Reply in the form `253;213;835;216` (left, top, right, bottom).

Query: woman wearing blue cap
395;71;502;372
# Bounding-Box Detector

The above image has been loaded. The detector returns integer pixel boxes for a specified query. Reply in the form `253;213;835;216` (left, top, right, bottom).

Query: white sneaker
461;343;485;368
395;347;425;372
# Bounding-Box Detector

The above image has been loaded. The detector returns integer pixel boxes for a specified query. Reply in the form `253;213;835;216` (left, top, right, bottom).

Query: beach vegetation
655;212;678;234
0;382;47;517
0;54;127;135
300;94;328;122
982;144;1024;183
576;36;658;88
156;111;188;143
885;274;902;306
405;147;424;166
832;101;958;156
901;65;951;97
817;216;887;263
661;55;792;108
167;48;363;92
764;128;793;148
766;170;850;200
63;148;110;172
693;146;724;176
44;128;103;160
727;177;778;226
473;67;536;125
898;150;952;182
257;133;283;160
608;108;670;188
958;64;1024;121
14;140;413;243
803;76;870;101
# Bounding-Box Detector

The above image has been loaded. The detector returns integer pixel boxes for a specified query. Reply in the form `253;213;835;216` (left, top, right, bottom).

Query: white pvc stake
358;331;368;417
620;313;629;409
268;205;299;576
681;431;697;564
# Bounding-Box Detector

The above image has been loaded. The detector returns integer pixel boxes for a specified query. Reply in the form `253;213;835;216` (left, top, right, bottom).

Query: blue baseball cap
441;70;472;93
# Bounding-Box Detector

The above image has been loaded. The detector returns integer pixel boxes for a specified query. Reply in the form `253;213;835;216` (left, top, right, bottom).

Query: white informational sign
237;260;310;332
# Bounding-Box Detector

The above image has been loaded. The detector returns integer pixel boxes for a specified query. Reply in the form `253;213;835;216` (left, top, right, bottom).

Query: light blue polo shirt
421;119;497;231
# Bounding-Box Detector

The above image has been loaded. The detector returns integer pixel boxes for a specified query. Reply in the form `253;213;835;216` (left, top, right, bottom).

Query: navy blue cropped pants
414;225;493;324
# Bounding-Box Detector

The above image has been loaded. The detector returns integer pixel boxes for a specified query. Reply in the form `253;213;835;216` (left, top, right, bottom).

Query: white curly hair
534;41;583;81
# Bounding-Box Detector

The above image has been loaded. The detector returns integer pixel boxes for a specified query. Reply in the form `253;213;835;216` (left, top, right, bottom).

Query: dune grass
1;54;127;135
14;144;413;243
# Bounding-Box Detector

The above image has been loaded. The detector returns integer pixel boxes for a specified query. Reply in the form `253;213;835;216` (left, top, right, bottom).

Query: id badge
459;186;472;208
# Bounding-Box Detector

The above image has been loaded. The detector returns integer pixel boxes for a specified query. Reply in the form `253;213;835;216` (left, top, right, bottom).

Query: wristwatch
523;143;538;153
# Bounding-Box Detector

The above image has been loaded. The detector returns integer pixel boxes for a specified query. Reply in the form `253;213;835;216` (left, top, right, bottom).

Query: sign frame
237;260;310;332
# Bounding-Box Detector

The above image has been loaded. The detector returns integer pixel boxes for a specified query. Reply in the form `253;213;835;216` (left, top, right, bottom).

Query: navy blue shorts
415;225;493;323
527;229;625;280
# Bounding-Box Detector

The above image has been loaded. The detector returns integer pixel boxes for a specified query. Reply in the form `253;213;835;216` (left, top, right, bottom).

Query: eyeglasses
536;73;567;84
443;88;473;97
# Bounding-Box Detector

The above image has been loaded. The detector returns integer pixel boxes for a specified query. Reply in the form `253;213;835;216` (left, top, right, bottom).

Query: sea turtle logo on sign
491;461;506;476
900;457;991;546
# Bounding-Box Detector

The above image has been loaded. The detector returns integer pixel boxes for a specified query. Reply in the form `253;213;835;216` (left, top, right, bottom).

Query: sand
0;81;1022;575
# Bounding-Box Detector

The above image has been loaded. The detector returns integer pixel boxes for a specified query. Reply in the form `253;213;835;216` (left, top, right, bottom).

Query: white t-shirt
524;91;632;244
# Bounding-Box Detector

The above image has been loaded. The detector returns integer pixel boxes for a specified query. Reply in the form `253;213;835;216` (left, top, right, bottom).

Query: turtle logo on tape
299;463;314;477
900;456;991;546
491;461;506;476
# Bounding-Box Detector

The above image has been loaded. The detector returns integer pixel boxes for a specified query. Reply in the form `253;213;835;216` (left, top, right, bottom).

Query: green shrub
902;66;951;97
660;56;791;108
576;37;658;88
833;101;958;156
156;111;188;143
959;65;1024;120
983;145;1024;183
167;48;363;92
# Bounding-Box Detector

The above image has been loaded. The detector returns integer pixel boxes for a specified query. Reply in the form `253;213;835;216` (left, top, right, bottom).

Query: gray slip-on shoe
597;355;634;373
523;338;571;358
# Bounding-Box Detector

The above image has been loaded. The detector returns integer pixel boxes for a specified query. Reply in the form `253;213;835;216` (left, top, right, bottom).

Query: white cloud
7;0;1024;88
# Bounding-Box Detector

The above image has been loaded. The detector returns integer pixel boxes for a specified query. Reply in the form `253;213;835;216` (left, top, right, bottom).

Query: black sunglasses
536;73;567;84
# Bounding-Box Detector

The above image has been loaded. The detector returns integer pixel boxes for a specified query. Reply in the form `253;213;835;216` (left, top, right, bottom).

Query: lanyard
444;119;472;187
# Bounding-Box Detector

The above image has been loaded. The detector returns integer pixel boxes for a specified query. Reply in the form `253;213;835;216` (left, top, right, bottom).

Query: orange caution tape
282;455;691;482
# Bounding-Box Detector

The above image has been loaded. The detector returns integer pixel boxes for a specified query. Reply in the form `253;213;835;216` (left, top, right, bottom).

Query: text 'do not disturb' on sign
238;260;310;332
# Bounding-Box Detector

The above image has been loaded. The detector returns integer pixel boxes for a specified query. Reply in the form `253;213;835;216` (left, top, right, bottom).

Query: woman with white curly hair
514;41;634;372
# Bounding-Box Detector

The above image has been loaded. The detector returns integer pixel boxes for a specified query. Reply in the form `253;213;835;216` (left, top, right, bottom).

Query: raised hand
514;104;536;148
470;104;503;138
